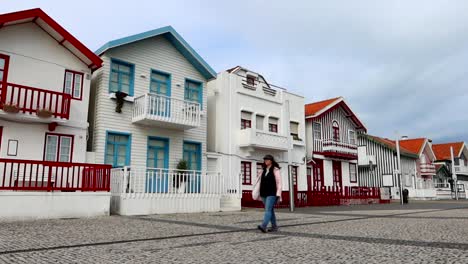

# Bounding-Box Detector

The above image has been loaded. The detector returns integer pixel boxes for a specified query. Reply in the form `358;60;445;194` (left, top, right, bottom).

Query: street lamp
395;132;404;205
450;146;459;201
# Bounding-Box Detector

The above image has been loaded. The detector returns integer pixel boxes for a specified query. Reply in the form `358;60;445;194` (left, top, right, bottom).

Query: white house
305;97;366;190
89;26;233;215
207;66;307;208
0;8;111;220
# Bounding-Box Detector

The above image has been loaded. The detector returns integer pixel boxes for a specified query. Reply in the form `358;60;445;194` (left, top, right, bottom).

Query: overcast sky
2;1;468;143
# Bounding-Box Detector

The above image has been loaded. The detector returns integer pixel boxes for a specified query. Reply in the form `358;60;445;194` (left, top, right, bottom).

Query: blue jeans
261;196;277;228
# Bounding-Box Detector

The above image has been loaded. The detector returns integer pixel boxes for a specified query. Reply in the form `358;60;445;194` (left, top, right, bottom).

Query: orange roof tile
398;138;426;155
304;97;341;117
432;142;464;161
369;136;417;157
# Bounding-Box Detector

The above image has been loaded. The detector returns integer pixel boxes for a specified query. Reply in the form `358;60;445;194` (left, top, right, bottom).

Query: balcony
0;83;71;122
132;93;201;130
358;155;376;167
420;163;436;175
320;139;358;159
238;128;289;151
455;165;468;175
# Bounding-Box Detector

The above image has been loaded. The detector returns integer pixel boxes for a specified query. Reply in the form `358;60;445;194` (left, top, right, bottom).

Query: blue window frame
146;137;170;193
184;79;203;108
150;70;171;96
109;59;134;96
183;141;201;193
105;131;131;168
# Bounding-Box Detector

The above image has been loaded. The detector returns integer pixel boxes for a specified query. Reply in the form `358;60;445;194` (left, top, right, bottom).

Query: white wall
91;35;209;169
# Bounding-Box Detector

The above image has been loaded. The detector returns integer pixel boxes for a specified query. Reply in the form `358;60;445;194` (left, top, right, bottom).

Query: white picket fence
110;167;241;215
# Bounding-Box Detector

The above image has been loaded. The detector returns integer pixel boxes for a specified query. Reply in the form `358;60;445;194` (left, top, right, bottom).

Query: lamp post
395;132;404;205
450;146;459;201
285;99;294;211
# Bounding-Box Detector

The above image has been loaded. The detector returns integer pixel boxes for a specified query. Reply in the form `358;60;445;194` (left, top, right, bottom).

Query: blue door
183;142;201;193
149;70;171;117
146;137;169;193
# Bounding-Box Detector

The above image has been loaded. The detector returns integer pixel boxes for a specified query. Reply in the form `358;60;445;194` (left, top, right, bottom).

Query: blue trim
95;26;216;79
149;69;171;96
184;78;203;109
146;136;170;193
146;136;170;168
109;58;135;96
183;140;202;171
104;131;132;168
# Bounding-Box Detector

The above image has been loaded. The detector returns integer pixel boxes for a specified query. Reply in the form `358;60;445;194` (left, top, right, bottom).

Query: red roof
305;97;366;131
305;97;341;116
0;8;102;70
432;142;464;161
369;135;417;157
398;138;426;155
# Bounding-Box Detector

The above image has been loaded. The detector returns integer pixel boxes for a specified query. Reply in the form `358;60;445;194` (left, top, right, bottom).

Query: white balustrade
238;128;289;151
322;139;358;155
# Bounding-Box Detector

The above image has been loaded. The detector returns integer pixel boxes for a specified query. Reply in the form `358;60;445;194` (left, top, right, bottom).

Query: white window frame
44;134;73;162
348;129;356;145
64;70;84;100
313;122;322;140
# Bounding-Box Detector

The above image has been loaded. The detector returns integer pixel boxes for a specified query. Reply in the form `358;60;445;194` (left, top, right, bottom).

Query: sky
2;1;468;143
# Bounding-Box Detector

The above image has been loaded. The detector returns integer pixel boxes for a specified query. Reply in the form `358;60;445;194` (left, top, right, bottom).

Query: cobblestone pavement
1;201;468;263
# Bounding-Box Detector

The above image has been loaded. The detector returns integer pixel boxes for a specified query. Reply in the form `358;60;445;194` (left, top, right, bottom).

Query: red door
306;167;312;191
332;160;342;188
0;53;10;102
313;159;324;189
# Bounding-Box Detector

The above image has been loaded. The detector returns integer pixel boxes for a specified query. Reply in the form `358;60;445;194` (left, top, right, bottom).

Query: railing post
47;165;53;192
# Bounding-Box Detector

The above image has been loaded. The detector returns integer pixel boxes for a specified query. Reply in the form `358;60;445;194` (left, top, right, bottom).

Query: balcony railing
238;128;289;151
320;139;358;159
420;163;436;175
132;93;201;129
0;158;111;192
0;83;71;119
454;165;468;175
358;155;376;167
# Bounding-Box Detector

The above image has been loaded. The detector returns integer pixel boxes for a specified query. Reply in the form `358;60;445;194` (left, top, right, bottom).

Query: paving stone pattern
0;201;467;263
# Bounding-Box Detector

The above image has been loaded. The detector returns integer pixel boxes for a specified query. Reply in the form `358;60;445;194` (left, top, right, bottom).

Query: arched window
332;121;340;142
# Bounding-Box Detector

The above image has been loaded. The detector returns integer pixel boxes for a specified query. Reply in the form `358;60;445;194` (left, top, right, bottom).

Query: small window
313;122;322;140
105;132;131;168
150;70;171;96
44;133;74;162
185;79;203;106
290;121;300;140
241;111;252;130
349;164;357;183
332;121;340;142
256;115;264;130
241;161;252;185
268;117;278;133
110;59;134;96
348;130;356;145
64;70;84;100
246;75;256;86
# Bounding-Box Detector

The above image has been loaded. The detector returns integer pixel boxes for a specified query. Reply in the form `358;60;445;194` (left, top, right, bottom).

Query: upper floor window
241;111;252;130
44;133;74;162
246;75;256;86
313;122;322;140
269;117;278;133
349;163;357;183
64;70;84;100
256;115;264;130
110;59;134;96
332;121;340;142
185;79;202;107
348;130;356;145
290;121;300;140
0;53;10;84
150;70;171;96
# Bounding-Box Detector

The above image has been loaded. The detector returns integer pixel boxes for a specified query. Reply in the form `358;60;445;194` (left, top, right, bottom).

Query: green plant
173;159;189;188
176;159;189;170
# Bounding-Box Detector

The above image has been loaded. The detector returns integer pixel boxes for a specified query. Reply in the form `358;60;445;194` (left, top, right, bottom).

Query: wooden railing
0;83;71;119
0;159;111;192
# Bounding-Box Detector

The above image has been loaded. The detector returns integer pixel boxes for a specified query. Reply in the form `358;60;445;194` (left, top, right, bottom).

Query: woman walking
252;154;282;233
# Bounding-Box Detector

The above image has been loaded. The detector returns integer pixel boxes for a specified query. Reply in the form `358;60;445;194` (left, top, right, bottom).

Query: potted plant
115;91;128;113
36;108;53;118
2;103;19;113
173;159;189;192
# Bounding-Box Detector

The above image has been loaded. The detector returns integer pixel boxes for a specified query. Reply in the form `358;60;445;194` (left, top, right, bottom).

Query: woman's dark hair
262;155;281;171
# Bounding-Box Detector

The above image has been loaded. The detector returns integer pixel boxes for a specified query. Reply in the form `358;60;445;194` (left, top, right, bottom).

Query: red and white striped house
433;142;468;199
0;9;111;220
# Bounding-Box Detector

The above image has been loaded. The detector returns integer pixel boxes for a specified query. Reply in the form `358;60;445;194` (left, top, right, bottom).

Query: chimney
401;136;408;140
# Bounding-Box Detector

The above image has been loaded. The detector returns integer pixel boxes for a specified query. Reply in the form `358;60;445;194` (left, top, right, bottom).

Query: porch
110;167;241;215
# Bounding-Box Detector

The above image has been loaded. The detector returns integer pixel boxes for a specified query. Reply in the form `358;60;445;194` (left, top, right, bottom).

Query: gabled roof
398;138;427;156
95;26;216;79
0;8;102;70
305;97;367;131
433;142;465;161
361;134;419;158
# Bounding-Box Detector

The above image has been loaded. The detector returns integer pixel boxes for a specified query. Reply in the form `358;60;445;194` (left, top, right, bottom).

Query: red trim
0;8;102;70
43;133;75;162
63;69;84;100
0;126;3;151
313;159;324;188
314;151;358;160
0;53;10;103
241;161;252;185
240;119;251;130
306;100;367;132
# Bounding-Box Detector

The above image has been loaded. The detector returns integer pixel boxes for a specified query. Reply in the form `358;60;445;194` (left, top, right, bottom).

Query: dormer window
332;121;340;142
246;75;255;86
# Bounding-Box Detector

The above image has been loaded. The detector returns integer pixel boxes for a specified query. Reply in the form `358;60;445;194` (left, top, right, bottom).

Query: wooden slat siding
90;36;208;170
310;106;359;153
358;134;417;188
